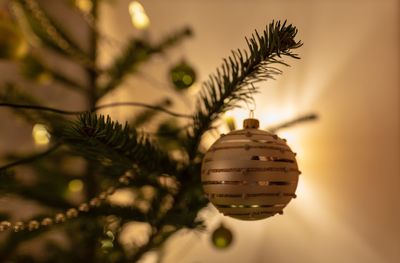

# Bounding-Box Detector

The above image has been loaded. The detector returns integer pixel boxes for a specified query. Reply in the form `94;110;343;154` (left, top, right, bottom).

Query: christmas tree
0;0;307;262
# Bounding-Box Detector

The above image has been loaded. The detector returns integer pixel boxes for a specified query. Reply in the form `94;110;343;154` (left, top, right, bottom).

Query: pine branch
268;113;318;132
0;143;61;172
186;20;302;158
0;83;68;133
19;53;86;92
46;67;86;93
15;0;91;66
0;101;191;118
62;113;177;175
98;27;192;98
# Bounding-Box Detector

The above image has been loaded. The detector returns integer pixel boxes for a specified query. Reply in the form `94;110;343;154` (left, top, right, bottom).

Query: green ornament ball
211;223;233;249
0;20;28;60
169;60;196;90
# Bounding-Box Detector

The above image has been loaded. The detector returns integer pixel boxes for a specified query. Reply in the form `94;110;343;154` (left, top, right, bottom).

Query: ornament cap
243;118;259;129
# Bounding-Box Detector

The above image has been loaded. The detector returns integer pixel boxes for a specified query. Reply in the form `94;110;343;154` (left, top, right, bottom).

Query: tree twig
0;102;192;118
268;113;318;133
0;143;61;172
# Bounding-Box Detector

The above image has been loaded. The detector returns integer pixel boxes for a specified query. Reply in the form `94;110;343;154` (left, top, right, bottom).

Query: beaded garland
0;172;134;232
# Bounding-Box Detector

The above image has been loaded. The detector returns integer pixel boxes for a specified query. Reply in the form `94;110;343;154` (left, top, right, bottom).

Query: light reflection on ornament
32;124;50;145
129;1;150;30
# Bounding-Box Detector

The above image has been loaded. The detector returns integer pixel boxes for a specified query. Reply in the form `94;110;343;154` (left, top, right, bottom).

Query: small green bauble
169;60;196;90
211;223;233;249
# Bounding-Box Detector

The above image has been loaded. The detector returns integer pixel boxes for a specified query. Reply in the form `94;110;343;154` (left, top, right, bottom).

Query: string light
129;1;150;30
32;124;50;145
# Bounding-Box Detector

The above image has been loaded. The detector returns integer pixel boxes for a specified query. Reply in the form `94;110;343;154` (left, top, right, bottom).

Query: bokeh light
75;0;92;13
32;124;50;145
68;179;84;192
129;1;150;30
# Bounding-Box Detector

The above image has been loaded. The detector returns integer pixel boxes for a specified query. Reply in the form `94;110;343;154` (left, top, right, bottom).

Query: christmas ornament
211;223;233;249
202;117;300;221
169;60;196;90
0;19;28;60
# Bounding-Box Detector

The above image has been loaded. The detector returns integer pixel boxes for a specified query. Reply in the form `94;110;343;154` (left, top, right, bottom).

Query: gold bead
118;176;130;185
89;198;101;207
66;208;78;219
78;203;90;212
13;222;24;232
106;187;116;195
124;171;134;179
28;220;40;231
0;221;11;231
41;217;53;226
55;213;66;223
99;192;107;200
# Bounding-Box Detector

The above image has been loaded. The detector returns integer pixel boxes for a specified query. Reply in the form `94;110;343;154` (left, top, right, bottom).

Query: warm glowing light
258;105;296;127
75;0;92;13
32;124;50;145
278;130;303;158
119;222;151;248
108;189;135;206
224;109;249;129
129;1;150;30
68;179;84;192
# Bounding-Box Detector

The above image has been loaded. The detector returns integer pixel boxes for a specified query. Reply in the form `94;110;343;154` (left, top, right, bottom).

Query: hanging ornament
211;223;233;249
169;60;196;90
0;18;28;60
202;116;300;221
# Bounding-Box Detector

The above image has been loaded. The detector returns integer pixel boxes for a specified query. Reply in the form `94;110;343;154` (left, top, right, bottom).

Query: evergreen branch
47;68;86;93
268;113;318;133
0;102;80;115
0;83;64;124
98;27;192;98
62;113;177;175
0;143;61;172
15;0;92;67
0;102;192;118
19;53;85;93
95;102;191;118
186;20;302;158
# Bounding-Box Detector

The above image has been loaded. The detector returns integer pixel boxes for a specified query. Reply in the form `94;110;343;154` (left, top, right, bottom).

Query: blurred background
0;0;399;262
